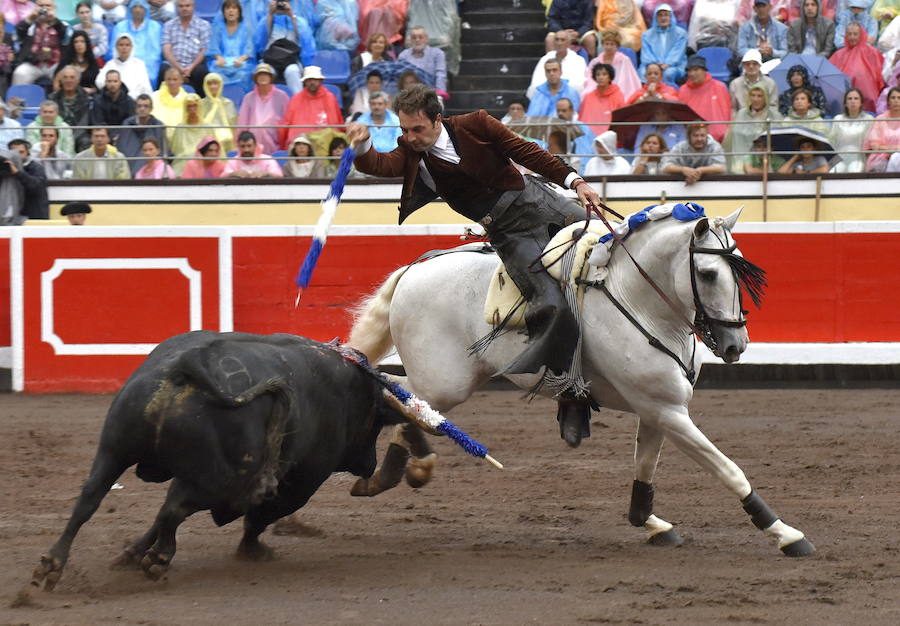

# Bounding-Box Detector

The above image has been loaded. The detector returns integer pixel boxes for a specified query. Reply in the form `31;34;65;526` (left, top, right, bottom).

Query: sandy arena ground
2;389;899;625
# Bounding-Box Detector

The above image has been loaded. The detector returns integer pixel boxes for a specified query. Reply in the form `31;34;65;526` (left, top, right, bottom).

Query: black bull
31;331;410;588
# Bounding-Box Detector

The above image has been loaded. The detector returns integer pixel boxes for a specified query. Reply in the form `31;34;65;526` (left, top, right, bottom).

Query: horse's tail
347;266;407;363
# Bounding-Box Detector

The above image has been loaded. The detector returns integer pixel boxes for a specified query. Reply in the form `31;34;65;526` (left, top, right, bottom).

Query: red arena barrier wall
3;223;899;392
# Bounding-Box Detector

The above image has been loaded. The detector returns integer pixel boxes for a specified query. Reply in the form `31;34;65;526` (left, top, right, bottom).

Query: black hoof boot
781;537;816;557
557;399;591;448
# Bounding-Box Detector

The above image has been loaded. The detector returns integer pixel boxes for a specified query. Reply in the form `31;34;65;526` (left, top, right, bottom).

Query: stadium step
452;0;547;117
451;74;532;91
461;25;547;45
462;42;545;59
459;57;537;77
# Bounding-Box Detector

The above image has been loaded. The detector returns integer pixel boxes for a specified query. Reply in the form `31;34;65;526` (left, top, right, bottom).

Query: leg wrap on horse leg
629;480;654;527
741;489;779;530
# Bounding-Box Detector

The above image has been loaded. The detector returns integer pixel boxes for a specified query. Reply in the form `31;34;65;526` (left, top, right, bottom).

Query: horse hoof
406;453;437;488
648;529;684;547
140;552;170;581
31;554;63;591
781;537;816;557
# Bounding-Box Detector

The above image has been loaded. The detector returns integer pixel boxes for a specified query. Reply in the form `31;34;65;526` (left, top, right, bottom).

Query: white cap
741;49;763;65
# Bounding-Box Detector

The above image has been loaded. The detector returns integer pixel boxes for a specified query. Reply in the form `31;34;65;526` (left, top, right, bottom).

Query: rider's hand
346;122;370;148
575;179;601;209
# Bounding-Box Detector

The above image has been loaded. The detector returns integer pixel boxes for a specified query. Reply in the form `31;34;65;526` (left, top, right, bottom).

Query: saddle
483;220;611;327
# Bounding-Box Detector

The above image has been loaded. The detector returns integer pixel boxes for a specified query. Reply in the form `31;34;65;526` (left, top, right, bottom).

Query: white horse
347;205;815;557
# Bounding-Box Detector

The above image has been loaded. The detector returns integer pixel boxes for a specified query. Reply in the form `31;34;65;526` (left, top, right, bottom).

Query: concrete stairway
446;0;548;118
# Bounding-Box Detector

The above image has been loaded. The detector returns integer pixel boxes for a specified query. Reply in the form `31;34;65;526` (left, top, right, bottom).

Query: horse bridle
578;201;749;380
689;232;749;357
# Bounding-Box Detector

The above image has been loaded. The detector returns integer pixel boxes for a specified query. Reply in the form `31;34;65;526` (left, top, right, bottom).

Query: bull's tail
347;266;406;363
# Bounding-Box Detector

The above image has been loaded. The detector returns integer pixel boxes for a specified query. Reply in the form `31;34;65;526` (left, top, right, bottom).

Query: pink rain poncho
236;84;291;156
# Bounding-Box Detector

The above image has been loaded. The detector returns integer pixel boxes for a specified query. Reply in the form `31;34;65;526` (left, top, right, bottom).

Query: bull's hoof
236;540;275;562
406;453;437;488
30;554;63;591
781;537;816;557
647;529;684;547
350;476;387;497
140;551;170;581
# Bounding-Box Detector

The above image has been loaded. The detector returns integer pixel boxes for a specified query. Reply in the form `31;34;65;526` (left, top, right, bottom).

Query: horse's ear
723;206;743;231
693;217;709;238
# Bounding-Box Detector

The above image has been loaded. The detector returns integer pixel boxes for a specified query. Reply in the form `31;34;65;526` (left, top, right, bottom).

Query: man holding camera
12;0;71;87
255;0;317;95
7;139;49;221
161;0;210;96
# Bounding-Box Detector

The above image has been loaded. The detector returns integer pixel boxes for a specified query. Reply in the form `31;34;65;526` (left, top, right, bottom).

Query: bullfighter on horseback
346;84;603;447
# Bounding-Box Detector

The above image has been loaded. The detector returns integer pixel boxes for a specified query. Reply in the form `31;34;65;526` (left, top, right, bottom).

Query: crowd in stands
519;0;900;179
0;0;459;187
0;0;897;192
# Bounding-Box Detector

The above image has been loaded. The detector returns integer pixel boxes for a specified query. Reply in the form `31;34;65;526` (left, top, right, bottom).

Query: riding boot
499;300;580;376
557;397;592;448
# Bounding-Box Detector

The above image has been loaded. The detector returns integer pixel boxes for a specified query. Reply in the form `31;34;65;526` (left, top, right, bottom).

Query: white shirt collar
429;122;451;153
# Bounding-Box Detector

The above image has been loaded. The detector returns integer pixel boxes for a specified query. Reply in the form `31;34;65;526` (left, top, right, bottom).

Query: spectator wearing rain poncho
583;129;631;176
527;59;582;116
777;64;829;114
171;93;211;175
870;0;900;35
778;87;829;134
639;4;689;86
181;135;227;178
593;0;646;52
406;0;461;77
358;0;407;48
236;62;290;155
723;83;783;173
835;0;878;48
830;87;873;172
830;23;884;111
688;0;741;52
641;0;693;27
677;55;732;143
315;0;359;52
788;0;837;57
209;0;256;93
583;29;641;100
201;72;238;153
96;33;153;98
254;0;316;95
114;0;162;89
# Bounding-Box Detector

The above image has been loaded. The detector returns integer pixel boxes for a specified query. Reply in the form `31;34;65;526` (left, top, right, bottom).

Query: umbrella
610;99;703;150
505;116;584;143
347;60;436;94
753;126;843;168
768;53;850;117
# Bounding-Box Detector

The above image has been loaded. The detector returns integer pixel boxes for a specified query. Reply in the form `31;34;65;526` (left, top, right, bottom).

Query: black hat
686;55;707;70
60;202;93;216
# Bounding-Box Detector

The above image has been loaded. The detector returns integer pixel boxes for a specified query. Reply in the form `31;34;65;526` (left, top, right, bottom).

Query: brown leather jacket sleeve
353;141;408;178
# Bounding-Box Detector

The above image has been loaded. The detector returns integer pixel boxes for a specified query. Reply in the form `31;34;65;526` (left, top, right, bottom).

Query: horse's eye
699;270;718;283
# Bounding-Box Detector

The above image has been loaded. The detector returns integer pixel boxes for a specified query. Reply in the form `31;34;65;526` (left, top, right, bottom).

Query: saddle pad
483;220;611;327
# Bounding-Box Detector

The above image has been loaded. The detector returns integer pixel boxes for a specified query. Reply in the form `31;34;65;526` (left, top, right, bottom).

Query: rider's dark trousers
483;177;585;376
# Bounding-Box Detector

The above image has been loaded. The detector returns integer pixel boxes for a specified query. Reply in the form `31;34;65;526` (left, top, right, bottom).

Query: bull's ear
723;206;743;231
693;217;709;238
